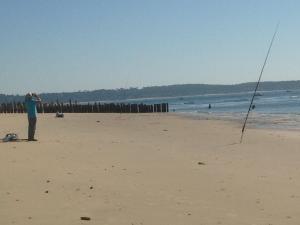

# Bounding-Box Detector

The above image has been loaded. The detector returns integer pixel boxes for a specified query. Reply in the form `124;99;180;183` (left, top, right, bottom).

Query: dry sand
1;113;300;225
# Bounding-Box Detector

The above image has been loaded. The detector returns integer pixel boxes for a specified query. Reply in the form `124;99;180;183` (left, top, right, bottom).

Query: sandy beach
1;113;300;225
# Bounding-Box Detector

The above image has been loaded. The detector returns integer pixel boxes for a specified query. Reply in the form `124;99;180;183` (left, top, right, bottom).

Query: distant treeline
1;81;300;103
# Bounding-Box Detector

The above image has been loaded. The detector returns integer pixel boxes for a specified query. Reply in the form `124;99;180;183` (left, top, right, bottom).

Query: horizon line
1;79;300;96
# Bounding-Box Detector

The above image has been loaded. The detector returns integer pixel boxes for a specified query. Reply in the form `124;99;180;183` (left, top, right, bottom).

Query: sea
124;89;300;130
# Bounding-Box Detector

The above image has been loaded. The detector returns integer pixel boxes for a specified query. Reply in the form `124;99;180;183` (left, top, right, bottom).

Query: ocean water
126;89;300;130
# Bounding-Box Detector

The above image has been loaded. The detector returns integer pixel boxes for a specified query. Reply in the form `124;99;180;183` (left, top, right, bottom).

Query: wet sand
1;113;300;225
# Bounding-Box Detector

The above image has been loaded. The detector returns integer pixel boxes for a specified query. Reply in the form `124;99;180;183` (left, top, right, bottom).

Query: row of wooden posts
0;102;169;114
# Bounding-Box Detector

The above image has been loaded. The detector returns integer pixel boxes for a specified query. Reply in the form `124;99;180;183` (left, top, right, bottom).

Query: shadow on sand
0;139;29;143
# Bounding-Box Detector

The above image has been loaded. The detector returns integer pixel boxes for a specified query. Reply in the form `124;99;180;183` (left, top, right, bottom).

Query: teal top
25;98;38;118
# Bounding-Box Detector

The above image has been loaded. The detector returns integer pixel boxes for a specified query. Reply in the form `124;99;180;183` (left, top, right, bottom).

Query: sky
0;0;300;94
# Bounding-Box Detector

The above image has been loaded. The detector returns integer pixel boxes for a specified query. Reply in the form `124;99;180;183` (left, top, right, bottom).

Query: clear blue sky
0;0;299;94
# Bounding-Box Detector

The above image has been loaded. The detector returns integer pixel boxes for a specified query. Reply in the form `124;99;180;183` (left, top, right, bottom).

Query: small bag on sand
2;133;19;142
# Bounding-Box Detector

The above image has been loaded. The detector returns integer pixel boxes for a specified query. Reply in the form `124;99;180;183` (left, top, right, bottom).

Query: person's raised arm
32;93;41;102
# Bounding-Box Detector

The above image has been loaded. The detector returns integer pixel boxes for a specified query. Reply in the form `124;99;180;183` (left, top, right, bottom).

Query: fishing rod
240;23;279;143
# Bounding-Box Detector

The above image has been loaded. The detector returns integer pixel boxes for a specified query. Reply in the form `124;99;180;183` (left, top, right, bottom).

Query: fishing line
240;23;279;143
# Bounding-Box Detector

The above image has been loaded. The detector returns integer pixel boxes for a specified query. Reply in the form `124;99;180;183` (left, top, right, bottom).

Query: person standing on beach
25;92;41;141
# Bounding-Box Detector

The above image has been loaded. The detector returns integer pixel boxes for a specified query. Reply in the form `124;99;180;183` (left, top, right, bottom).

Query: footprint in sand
219;188;226;192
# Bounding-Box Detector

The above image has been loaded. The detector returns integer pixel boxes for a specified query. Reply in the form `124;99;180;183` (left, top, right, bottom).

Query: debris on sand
81;217;91;221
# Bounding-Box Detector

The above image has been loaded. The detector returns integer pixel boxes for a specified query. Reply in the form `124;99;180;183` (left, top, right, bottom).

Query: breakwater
0;102;169;113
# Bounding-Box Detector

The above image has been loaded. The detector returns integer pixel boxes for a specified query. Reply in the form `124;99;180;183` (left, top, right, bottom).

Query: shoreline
3;111;300;132
174;111;300;131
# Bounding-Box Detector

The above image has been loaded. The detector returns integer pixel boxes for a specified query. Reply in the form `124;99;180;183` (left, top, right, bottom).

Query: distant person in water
25;92;41;141
208;104;212;109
